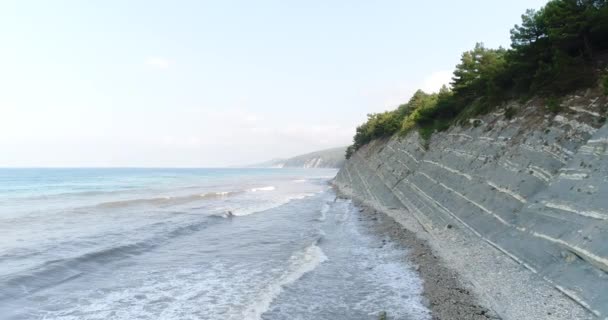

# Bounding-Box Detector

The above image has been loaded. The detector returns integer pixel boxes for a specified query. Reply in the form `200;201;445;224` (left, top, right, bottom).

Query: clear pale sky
0;0;547;167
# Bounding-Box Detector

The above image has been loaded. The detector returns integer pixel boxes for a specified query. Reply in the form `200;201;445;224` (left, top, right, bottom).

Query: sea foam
249;186;276;192
242;241;328;320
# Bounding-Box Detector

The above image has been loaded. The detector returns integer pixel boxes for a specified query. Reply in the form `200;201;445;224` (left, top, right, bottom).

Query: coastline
334;184;594;320
348;196;494;320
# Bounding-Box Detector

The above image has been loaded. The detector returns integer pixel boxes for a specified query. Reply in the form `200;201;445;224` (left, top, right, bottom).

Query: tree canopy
346;0;608;159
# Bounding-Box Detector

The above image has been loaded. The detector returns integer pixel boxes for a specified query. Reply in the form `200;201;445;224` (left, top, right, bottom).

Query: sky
0;0;548;167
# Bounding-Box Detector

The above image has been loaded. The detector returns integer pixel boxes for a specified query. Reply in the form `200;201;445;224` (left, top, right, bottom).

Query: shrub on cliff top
351;111;402;153
546;97;562;113
504;107;517;120
345;145;355;160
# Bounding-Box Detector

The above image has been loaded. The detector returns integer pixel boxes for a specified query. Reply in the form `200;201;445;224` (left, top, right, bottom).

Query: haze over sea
0;168;429;320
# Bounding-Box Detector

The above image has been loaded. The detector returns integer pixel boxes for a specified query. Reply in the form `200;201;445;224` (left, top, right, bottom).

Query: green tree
344;0;608;158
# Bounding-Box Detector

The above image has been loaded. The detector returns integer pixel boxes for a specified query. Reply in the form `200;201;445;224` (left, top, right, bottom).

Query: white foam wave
242;242;327;320
317;203;330;221
249;186;276;192
230;193;315;217
292;193;314;200
93;190;242;209
336;204;353;223
321;204;330;214
210;211;232;219
292;179;307;183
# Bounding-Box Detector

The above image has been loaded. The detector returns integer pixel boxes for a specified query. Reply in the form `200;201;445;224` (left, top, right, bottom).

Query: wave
92;185;277;209
230;193;315;217
94;191;243;209
249;186;275;192
317;203;330;221
0;218;217;301
17;189;133;202
241;239;327;320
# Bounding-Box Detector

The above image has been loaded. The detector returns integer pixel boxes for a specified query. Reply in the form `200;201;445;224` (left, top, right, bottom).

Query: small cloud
145;57;171;69
421;70;452;93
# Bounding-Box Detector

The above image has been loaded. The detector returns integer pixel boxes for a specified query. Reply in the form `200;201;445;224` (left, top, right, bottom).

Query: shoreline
334;184;594;320
341;192;495;320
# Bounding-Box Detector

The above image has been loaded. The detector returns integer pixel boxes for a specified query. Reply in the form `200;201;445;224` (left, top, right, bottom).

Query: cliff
251;147;346;169
335;88;608;318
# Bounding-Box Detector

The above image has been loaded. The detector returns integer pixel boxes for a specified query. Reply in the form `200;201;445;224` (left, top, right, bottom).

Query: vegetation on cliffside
346;0;608;159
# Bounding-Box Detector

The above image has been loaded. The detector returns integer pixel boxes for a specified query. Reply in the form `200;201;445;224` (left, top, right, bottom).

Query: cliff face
335;89;608;317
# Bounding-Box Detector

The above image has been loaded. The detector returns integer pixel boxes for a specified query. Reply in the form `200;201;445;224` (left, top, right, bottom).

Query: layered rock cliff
335;89;608;318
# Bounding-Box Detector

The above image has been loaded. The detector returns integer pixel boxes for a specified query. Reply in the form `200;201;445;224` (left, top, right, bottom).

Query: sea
0;168;430;320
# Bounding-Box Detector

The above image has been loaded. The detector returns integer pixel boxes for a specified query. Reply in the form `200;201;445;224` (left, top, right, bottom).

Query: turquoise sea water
0;168;429;320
